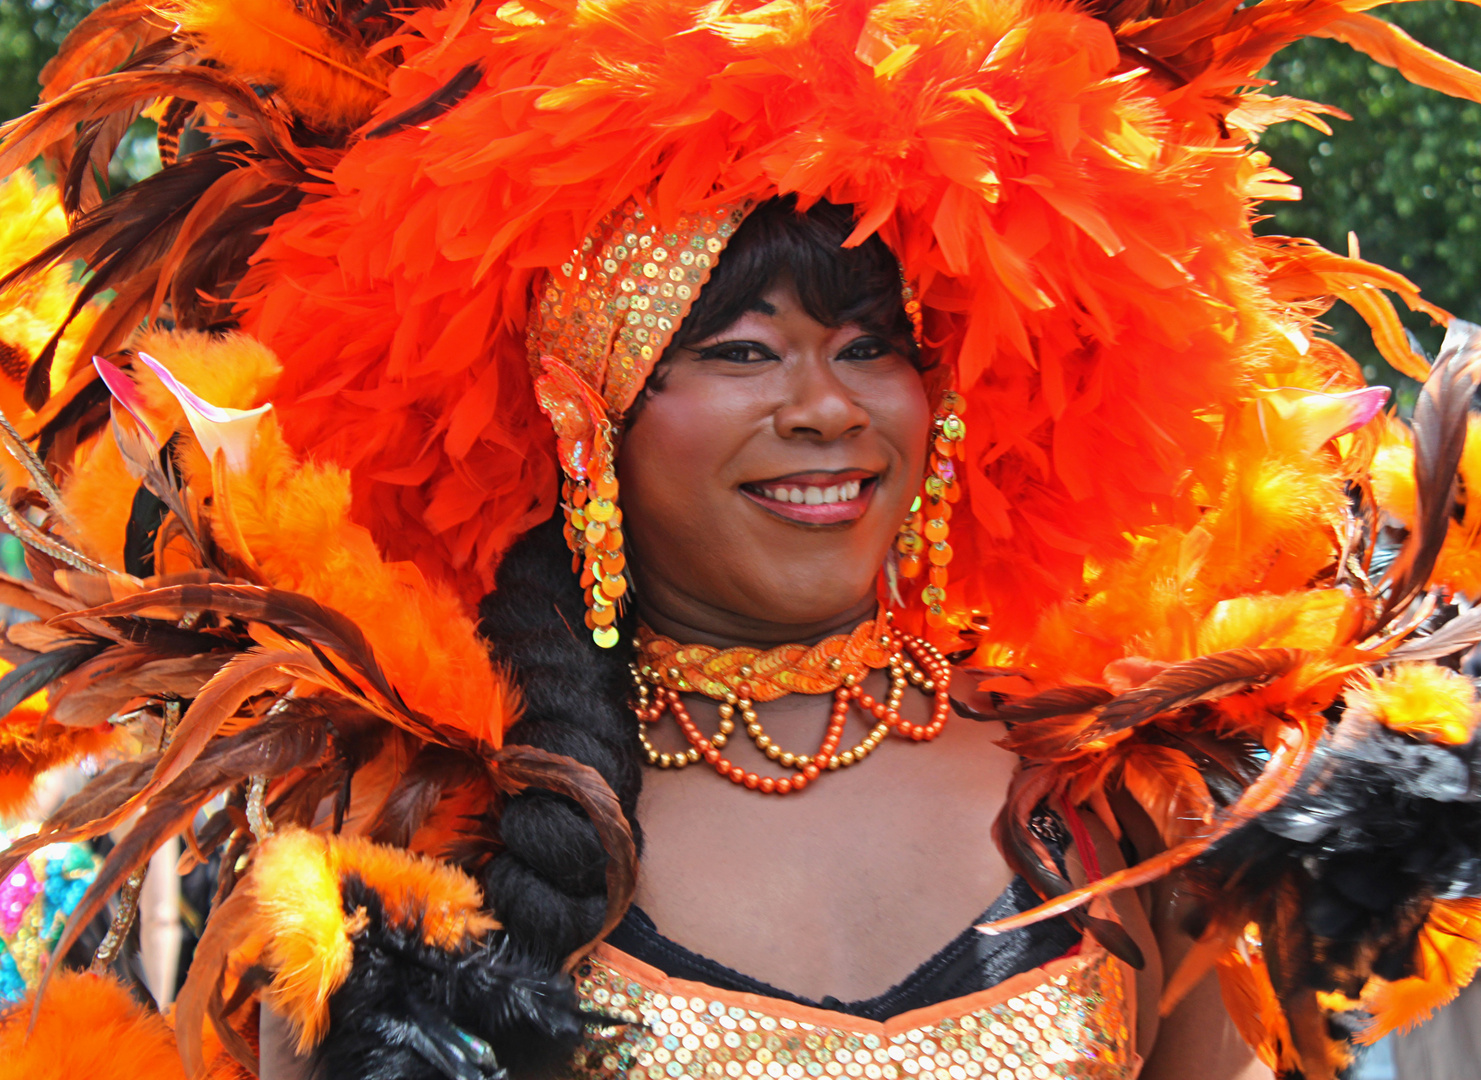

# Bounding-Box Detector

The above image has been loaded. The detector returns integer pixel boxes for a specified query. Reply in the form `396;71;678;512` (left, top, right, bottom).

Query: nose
772;353;871;442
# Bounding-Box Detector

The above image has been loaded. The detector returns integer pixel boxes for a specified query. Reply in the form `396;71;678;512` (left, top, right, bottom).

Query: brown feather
31;714;331;1016
46;649;230;726
368;743;482;848
0;68;295;179
174;879;261;1077
1263;879;1346;1080
38;0;180;101
1379;320;1481;627
1386;605;1481;662
980;716;1321;935
0;757;155;885
64;584;418;723
116;647;329;823
952;683;1112;722
1080;648;1306;746
365;63;484;139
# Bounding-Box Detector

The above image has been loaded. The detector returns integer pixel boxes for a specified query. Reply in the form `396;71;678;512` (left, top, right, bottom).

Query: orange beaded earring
896;390;965;627
561;420;629;648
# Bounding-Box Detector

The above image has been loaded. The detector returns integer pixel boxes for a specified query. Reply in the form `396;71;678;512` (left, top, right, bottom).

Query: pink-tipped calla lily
1255;385;1390;454
136;351;272;472
93;355;161;449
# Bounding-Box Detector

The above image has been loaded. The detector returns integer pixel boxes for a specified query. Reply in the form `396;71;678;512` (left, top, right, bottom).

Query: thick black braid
477;511;643;964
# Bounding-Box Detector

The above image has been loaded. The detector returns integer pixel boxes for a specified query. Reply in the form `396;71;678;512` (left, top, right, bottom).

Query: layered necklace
631;612;952;795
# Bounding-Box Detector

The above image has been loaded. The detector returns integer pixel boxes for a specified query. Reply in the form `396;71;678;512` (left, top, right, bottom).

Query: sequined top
568;938;1139;1080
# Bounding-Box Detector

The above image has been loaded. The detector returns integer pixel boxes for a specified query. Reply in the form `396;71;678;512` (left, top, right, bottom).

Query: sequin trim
529;199;752;417
569;943;1136;1080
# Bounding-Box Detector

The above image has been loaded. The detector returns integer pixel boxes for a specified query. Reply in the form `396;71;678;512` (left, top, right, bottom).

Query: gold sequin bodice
568;942;1138;1080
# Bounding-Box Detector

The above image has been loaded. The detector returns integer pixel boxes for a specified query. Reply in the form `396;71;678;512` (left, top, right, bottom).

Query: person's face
618;280;931;641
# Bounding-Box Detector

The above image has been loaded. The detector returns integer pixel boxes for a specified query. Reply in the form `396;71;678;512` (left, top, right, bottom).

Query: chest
632;719;1020;1002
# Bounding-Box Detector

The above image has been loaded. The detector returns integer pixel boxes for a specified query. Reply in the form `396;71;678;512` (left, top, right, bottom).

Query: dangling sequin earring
562;421;628;648
897;390;965;627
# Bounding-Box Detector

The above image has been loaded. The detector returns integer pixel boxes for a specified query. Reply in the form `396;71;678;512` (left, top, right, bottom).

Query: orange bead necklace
631;612;952;795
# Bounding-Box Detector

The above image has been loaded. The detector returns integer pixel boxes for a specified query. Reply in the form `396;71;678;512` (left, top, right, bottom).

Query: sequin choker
631;612;952;795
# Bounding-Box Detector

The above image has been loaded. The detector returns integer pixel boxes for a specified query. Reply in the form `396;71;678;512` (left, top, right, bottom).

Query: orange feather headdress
218;0;1464;642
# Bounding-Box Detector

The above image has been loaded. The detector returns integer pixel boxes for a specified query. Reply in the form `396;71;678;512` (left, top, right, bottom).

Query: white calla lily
136;351;272;472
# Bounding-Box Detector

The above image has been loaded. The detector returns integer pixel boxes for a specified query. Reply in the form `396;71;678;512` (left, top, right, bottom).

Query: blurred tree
0;0;158;188
0;0;100;122
1258;2;1481;402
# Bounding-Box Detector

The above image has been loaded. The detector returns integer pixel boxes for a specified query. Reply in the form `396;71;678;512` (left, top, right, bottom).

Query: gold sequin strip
569;944;1136;1080
529;199;752;416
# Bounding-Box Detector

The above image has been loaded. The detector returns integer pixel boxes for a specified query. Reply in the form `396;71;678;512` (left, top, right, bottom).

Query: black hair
477;512;641;965
669;196;919;364
479;198;913;963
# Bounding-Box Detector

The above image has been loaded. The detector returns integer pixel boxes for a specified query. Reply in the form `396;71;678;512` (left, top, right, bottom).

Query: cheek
874;378;933;501
617;387;751;559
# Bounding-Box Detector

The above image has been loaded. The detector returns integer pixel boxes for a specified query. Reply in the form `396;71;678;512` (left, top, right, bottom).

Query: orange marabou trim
250;829;498;1054
0;970;187;1080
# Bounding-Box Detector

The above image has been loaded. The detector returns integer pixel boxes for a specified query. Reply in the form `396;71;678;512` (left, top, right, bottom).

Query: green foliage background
2;0;1481;399
0;0;95;124
1258;1;1481;407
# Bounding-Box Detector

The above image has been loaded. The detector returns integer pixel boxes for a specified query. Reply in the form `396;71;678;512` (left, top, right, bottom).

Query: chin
757;571;881;625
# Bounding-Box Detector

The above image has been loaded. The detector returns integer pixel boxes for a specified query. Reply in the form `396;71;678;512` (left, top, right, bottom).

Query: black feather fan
1191;712;1481;998
317;875;608;1080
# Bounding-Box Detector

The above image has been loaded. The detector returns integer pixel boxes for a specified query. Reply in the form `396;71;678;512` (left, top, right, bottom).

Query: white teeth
757;480;867;505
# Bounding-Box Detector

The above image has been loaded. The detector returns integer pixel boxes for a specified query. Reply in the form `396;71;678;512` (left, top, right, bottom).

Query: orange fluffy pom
217;418;513;744
1345;664;1480;746
250;829;496;1052
0;970;187;1080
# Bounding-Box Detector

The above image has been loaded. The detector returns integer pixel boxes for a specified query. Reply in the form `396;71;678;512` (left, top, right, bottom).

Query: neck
634;592;879;648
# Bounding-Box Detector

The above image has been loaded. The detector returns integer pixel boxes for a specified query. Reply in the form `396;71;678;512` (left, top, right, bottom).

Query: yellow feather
1345;664;1479;746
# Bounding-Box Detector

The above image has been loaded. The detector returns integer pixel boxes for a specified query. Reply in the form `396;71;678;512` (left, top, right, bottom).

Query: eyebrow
747;298;777;316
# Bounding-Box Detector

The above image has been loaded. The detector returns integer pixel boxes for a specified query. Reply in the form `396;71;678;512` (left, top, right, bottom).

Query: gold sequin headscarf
528;198;751;482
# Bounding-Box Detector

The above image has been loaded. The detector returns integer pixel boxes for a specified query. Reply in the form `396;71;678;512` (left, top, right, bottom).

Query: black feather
0;640;106;716
124;483;169;577
366;64;484;139
1192;711;1481;998
317;874;601;1080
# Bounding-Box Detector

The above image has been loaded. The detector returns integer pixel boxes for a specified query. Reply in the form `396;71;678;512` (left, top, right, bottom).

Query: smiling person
4;3;1481;1080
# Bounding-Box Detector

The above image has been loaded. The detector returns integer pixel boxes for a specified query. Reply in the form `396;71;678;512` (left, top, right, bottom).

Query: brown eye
837;336;892;361
695;341;779;364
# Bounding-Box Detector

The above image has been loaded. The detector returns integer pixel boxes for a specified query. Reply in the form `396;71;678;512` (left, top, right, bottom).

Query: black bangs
667;196;920;365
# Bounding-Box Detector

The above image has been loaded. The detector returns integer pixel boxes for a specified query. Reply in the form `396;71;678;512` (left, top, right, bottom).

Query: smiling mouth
739;473;879;525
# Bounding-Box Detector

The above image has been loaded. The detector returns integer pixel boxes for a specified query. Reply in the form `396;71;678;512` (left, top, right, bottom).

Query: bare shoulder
260;1004;316;1080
